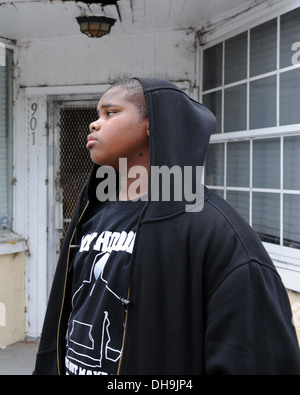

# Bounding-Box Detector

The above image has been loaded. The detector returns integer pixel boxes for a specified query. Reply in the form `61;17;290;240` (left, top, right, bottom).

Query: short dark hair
108;79;148;120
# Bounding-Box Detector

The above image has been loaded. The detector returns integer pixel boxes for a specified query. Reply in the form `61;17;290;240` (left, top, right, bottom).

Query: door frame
21;85;109;338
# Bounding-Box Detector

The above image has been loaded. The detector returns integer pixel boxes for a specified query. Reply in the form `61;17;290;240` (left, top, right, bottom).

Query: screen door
48;97;99;292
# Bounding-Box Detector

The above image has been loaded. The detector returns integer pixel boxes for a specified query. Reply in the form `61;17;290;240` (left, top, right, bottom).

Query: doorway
48;96;99;294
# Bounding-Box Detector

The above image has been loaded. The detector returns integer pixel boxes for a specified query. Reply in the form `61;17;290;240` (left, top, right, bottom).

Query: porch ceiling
0;0;262;42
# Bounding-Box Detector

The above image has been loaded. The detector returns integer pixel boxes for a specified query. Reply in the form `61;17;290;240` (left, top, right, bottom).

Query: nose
89;119;100;133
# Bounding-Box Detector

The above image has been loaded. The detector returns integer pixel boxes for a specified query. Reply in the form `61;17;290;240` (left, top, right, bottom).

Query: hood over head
135;78;215;167
88;78;216;219
134;78;216;219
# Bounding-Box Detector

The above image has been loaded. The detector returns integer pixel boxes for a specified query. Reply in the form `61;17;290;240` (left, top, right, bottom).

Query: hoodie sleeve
204;260;300;375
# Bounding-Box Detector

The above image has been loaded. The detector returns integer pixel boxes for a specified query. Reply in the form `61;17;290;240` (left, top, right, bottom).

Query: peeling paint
0;36;17;46
197;0;271;45
115;1;122;23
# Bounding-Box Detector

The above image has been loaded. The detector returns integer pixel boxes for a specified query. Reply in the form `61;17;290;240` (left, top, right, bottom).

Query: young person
34;78;300;375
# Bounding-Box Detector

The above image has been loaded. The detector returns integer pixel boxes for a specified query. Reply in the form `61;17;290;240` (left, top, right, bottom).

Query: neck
118;157;150;201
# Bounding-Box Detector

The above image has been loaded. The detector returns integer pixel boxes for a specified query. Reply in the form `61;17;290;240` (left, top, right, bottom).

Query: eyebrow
101;103;114;109
97;103;116;115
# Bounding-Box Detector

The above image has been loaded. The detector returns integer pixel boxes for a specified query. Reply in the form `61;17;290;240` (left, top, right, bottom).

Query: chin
89;153;102;166
91;156;116;169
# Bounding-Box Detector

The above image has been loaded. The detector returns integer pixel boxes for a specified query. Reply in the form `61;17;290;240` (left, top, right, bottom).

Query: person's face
88;86;149;170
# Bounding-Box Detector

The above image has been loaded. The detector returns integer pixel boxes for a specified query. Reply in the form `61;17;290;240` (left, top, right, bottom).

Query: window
203;8;300;253
0;44;13;231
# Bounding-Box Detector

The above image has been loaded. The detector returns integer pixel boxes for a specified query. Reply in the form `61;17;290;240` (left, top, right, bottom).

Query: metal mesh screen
59;105;98;244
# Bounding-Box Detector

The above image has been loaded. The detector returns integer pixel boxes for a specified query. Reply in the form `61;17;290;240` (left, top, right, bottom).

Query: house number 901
30;102;38;145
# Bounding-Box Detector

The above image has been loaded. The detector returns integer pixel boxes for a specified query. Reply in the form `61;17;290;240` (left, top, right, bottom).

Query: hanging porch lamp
76;16;116;38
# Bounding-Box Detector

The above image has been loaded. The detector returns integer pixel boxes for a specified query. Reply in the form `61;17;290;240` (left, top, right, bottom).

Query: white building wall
19;30;197;88
13;29;198;338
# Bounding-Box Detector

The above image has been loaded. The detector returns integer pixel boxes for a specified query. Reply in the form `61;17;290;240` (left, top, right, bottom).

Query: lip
86;135;98;149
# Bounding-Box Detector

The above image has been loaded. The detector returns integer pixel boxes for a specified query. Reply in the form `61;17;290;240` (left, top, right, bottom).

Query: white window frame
201;3;300;291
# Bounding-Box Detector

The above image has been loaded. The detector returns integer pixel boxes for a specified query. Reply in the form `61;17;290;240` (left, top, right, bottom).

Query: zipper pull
68;245;80;272
120;297;131;307
70;245;80;250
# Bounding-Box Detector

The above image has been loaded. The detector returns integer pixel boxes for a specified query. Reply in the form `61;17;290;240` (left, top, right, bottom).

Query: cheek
108;120;145;145
99;115;148;155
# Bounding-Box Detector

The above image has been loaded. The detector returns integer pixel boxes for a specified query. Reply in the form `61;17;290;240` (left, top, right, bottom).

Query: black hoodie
34;78;300;375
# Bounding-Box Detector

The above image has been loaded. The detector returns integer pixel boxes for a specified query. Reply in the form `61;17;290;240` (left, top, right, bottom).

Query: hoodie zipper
116;201;148;375
57;198;147;375
56;200;90;375
117;285;131;375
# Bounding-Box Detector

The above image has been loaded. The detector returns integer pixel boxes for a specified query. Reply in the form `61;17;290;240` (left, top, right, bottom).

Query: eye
107;110;117;117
